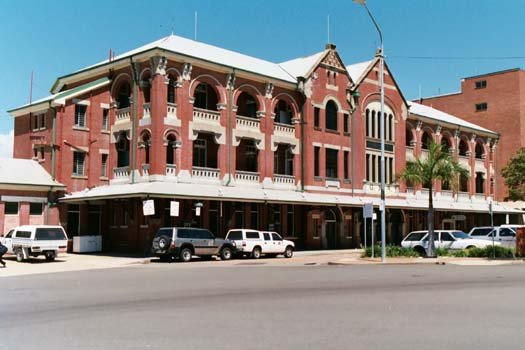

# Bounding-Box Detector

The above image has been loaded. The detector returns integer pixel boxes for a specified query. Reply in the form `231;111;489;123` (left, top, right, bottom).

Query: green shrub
450;245;515;258
362;245;419;258
435;247;450;257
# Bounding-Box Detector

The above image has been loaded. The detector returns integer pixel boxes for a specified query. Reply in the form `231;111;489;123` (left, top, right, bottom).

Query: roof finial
194;11;198;40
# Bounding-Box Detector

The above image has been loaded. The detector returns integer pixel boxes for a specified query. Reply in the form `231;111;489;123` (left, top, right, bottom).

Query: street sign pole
364;217;367;252
363;203;373;255
371;213;375;258
489;200;494;259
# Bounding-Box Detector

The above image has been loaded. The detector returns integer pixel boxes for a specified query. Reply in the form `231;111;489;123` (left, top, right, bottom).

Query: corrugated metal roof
0;158;64;188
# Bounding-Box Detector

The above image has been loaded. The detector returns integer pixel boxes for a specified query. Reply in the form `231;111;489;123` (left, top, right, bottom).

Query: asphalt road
1;262;524;350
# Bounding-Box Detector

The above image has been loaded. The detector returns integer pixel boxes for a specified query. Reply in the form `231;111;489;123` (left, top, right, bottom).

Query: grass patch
362;245;419;258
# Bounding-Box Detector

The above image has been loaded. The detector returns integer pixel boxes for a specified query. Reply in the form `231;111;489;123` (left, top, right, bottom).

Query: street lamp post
353;0;386;262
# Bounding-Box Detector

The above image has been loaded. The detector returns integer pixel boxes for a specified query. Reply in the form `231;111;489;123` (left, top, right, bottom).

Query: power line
390;55;525;61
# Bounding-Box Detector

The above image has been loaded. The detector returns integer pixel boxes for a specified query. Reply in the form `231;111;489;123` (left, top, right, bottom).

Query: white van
225;229;294;259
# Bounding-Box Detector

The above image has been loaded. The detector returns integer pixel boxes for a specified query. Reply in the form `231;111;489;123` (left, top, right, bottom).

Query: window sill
313;237;320;240
343;132;351;136
314;127;322;131
140;225;149;229
325;129;340;135
73;126;90;132
343;179;351;184
71;175;88;179
101;130;110;134
99;176;109;181
314;176;324;182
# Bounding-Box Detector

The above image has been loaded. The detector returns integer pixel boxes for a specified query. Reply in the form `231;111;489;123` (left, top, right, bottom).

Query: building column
149;56;168;176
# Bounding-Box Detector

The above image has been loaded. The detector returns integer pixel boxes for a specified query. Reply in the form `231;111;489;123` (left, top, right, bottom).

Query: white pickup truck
0;225;68;262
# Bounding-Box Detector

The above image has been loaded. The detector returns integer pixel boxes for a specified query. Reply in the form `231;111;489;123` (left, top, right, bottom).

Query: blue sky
1;0;525;156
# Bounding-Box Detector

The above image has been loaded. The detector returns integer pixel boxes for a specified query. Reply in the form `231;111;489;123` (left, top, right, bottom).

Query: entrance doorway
324;209;337;249
441;219;456;230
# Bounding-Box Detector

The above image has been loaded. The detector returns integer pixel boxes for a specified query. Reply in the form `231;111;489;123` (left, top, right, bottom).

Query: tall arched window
421;131;432;150
167;74;177;104
116;132;130;167
194;83;218;110
475;142;484;159
325;100;338;131
117;82;131;109
142;132;151;165
459;138;469;156
406;126;414;147
141;74;151;103
274;100;294;125
441;137;452;153
166;134;177;165
237;92;258;118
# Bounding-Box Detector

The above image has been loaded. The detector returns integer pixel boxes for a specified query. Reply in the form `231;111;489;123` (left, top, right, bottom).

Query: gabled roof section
346;59;376;83
408;101;497;135
278;51;326;79
9;77;110;117
0;158;65;188
52;34;298;93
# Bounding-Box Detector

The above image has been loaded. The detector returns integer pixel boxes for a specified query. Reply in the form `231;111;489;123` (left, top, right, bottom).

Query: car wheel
15;248;24;262
220;247;232;261
414;246;426;257
158;236;171;250
466;245;475;249
284;246;293;258
179;247;192;262
251;247;262;259
45;251;56;262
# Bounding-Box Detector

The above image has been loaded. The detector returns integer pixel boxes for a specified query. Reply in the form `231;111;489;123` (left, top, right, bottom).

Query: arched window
236;139;259;172
237;92;258;118
116;132;130;167
167;74;177;104
388;114;394;141
460;173;469;192
194;83;218;110
274;100;294;125
441;137;452;153
366;109;371;138
406;126;413;147
166;134;177;165
141;74;151;103
475;142;484;159
142;132;151;165
117;82;131;109
371;111;376;138
325;100;338;131
459;138;469;156
421;131;432;150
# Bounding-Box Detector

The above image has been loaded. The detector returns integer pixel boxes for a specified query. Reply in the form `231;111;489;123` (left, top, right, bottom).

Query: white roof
0;158;64;188
346;60;374;82
408;101;497;135
278;51;326;79
83;34;297;83
61;181;520;214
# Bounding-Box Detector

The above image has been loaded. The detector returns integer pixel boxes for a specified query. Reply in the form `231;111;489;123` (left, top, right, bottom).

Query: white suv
225;229;294;259
0;225;68;262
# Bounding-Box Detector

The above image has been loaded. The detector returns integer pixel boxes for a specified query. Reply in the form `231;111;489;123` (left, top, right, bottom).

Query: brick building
7;35;519;253
419;68;525;201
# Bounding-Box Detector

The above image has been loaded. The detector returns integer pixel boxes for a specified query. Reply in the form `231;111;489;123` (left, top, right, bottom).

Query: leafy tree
502;148;525;201
397;141;470;257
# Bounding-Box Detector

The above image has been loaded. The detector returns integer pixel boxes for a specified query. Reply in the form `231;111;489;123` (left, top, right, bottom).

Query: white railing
473;193;485;200
236;115;260;129
406;187;415;193
142;164;150;177
440;190;454;199
235;171;260;183
459;155;470;167
113;166;130;179
193;107;220;122
457;192;470;201
274;122;295;136
143;103;150;119
274;174;295;186
406;147;415;161
167;102;177;118
116;107;131;122
420;149;429;159
192;167;220;179
166;164;176;176
421;188;430;196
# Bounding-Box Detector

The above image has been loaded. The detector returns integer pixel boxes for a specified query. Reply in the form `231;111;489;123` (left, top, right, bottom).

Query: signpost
372;212;377;258
363;203;373;253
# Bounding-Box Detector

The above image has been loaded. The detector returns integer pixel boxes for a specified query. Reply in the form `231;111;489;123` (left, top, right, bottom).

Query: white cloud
0;130;14;158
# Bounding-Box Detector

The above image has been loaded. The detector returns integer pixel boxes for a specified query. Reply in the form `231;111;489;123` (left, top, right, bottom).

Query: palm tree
398;140;470;257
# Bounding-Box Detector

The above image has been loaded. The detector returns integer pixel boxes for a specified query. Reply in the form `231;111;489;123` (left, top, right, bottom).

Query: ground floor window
88;205;101;235
209;201;220;236
287;205;295;237
67;204;80;236
29;202;43;216
250;205;258;230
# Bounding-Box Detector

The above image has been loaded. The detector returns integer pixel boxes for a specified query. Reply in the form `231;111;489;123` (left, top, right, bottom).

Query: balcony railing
143;103;150;119
192;166;220;179
166;164;176;177
274;174;295;186
274;122;295;136
235;171;260;183
457;192;470;201
116;107;131;122
458;155;470;167
167;102;177;118
142;164;150;177
406;146;415;161
440;190;454;199
193;107;220;122
113;166;130;179
473;193;485;201
236;115;260;129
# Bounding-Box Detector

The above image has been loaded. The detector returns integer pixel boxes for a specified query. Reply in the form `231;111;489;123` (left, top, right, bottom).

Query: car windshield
470;228;492;236
404;232;427;241
452;231;470;239
35;228;67;240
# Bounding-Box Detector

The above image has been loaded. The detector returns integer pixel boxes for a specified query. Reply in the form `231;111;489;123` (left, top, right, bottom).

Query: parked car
225;229;294;259
469;226;517;248
402;230;500;256
150;227;236;262
468;227;494;237
0;225;68;262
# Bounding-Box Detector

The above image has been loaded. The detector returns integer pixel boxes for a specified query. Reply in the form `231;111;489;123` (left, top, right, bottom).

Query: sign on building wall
143;200;155;216
170;201;180;217
195;207;201;216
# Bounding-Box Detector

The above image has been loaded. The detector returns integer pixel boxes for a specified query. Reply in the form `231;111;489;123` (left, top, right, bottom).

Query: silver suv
151;227;236;262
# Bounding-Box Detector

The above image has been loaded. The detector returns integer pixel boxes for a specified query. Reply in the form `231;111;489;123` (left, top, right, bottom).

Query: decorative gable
320;49;346;72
